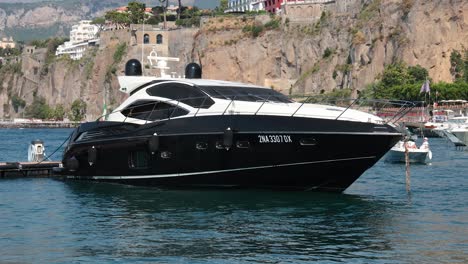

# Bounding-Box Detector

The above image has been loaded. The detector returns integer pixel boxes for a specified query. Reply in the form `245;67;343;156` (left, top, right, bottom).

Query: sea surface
0;128;466;263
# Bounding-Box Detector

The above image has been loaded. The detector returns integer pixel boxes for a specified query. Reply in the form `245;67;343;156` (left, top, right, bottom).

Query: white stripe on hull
67;156;376;180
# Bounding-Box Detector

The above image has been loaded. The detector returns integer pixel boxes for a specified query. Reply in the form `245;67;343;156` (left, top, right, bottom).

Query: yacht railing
96;95;416;126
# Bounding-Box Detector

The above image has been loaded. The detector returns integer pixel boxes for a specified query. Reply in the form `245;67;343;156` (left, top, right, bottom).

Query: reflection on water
58;181;398;263
0;132;467;263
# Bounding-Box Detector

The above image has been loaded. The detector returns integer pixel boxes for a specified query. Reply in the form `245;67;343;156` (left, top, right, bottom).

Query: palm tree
177;0;182;20
158;0;168;29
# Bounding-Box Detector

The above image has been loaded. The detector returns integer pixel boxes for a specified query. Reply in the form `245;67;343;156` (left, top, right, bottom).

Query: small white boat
385;138;432;164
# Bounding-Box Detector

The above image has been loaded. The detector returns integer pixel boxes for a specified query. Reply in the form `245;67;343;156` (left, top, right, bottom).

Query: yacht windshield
199;86;292;103
146;82;215;108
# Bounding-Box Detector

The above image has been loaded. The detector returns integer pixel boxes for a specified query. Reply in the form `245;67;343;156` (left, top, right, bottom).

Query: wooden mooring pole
405;144;411;192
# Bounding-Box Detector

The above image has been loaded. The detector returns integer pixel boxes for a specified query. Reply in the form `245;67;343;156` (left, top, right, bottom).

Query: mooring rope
36;133;72;165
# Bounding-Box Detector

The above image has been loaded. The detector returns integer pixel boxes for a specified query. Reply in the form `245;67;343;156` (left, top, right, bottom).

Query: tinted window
146;83;214;108
128;151;149;169
200;86;292;103
130;80;170;95
121;100;189;121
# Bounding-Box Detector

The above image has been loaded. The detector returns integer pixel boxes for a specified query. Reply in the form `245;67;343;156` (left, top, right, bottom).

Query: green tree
158;0;169;29
214;0;228;14
0;47;21;57
25;96;52;119
69;99;87;122
11;95;26;113
220;0;228;12
177;0;182;20
105;10;130;25
91;17;106;31
362;63;432;100
408;64;428;82
450;50;464;81
146;16;160;25
52;104;65;120
128;1;146;24
380;62;411;87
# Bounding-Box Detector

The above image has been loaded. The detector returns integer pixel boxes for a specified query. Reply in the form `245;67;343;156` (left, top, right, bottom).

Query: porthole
215;141;224;149
236;141;250;149
196;142;208;150
160;151;172;159
300;138;317;146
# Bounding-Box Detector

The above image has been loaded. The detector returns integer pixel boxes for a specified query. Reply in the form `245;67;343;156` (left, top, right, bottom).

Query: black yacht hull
59;115;402;192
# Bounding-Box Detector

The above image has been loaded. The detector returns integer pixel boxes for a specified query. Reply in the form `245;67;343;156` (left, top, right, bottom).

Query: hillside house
0;37;16;49
55;20;99;60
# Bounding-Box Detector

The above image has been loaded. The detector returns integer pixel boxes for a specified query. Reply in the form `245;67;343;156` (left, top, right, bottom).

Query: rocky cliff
0;27;199;121
0;0;219;41
0;0;130;41
1;0;467;120
192;0;468;95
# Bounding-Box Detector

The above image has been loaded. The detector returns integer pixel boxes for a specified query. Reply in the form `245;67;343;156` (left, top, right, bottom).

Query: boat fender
148;133;159;154
88;146;97;166
223;127;233;150
66;156;79;171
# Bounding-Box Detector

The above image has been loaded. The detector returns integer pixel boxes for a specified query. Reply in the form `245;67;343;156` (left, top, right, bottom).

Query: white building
56;20;99;60
0;37;16;49
227;0;265;12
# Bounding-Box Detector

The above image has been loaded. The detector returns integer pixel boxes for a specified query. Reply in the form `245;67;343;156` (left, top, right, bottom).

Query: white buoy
28;140;45;162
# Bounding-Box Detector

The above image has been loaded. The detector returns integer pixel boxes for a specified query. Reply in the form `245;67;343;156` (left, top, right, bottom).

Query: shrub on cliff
243;24;264;38
450;50;468;83
264;18;280;30
25;96;52;119
361;62;468;101
69;99;87;122
11;95;26;113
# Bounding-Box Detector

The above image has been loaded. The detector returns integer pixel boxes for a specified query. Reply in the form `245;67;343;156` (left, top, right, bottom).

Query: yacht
450;117;468;147
385;138;432;164
432;116;468;147
56;60;411;192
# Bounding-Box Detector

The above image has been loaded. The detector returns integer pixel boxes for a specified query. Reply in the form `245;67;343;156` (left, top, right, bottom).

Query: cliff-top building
227;0;338;13
0;37;16;49
56;20;99;60
227;0;265;12
265;0;336;13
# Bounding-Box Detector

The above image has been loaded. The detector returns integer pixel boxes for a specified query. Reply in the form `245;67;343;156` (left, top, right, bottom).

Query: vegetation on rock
11;95;26;113
24;96;68;120
361;62;468;101
450;50;468;83
69;99;87;122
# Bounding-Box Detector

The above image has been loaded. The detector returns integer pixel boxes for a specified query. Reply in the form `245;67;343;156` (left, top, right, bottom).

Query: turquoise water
0;129;467;263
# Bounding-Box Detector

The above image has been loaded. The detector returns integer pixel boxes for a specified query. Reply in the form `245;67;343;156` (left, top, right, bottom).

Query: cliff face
1;0;466;120
0;0;218;41
0;28;199;120
193;0;468;95
0;30;130;120
0;0;129;40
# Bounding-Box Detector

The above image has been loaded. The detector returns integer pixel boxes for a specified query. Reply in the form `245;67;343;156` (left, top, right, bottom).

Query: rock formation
0;0;467;120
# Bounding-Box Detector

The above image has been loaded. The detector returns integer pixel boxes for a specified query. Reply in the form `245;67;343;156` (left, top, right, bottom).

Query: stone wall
282;0;335;23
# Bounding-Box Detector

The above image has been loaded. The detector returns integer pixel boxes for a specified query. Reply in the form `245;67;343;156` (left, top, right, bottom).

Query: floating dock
0;161;61;178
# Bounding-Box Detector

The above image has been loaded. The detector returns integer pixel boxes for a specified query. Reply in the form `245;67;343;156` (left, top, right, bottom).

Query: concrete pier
0;161;61;178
